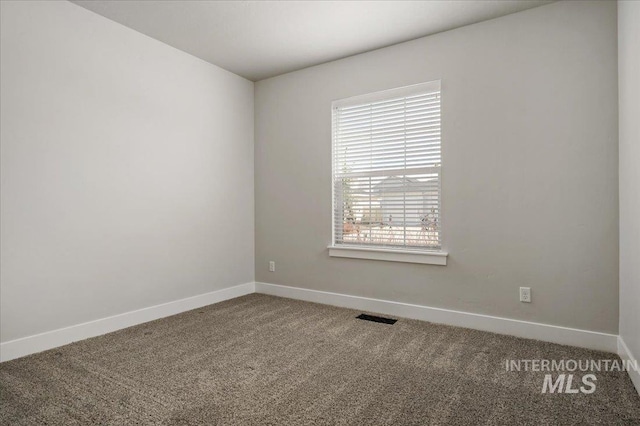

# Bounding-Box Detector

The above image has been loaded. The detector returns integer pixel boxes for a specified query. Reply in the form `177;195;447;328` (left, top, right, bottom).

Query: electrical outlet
269;261;275;272
520;287;531;303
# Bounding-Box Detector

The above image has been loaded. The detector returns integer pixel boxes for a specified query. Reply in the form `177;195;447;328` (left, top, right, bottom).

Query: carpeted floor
1;294;639;425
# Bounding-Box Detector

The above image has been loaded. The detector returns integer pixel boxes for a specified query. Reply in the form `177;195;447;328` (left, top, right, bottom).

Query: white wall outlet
520;287;531;303
269;261;275;272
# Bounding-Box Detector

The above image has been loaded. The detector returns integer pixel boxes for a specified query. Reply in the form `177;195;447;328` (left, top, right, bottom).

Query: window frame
328;81;448;266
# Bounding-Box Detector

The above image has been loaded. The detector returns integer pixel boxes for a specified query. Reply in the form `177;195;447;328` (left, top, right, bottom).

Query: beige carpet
1;294;639;425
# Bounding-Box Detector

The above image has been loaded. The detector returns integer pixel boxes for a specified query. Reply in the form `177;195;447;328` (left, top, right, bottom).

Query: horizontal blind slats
333;83;442;250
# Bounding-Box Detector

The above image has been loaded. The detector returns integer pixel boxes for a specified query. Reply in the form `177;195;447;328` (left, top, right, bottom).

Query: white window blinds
332;81;442;251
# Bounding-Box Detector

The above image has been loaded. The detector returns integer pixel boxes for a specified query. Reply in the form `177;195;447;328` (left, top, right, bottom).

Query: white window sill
328;245;448;265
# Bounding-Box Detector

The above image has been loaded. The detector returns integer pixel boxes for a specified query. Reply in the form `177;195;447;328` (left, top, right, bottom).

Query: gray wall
619;0;640;362
0;1;254;342
255;1;619;333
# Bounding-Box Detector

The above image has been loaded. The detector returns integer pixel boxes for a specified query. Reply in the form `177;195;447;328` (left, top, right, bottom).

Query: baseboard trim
1;281;623;364
618;336;640;395
255;282;618;353
0;282;255;362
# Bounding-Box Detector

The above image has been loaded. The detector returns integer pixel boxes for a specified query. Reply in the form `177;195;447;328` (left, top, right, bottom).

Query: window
330;81;447;265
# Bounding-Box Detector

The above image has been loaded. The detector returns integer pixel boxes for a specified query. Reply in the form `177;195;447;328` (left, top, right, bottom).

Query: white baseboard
0;282;255;362
255;282;618;353
1;281;623;365
618;336;640;395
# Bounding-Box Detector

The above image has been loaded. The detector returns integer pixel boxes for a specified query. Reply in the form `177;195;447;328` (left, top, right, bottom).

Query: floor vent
356;314;397;325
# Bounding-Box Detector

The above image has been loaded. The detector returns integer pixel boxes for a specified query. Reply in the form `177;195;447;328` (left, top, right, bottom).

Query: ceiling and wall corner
71;0;553;81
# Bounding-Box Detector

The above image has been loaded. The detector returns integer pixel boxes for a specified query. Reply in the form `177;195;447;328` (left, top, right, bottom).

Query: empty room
1;0;639;424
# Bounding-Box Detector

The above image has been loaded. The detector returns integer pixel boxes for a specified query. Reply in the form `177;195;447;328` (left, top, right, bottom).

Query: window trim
328;245;448;265
332;80;441;109
330;81;446;265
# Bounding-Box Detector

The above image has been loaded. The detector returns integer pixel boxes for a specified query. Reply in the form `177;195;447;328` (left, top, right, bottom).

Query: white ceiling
72;0;553;81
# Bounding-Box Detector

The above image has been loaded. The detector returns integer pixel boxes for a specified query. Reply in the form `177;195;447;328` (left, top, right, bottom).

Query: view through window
332;81;442;250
